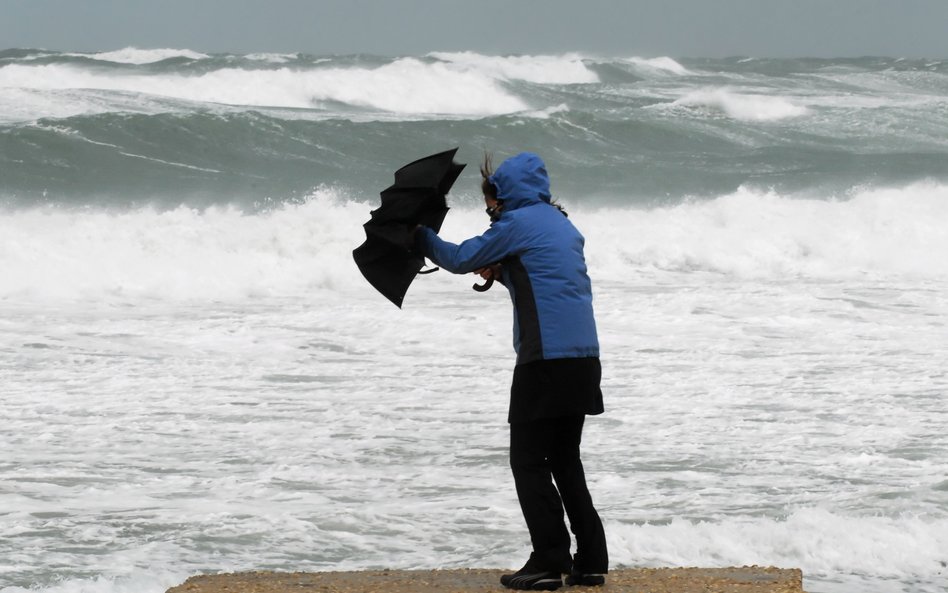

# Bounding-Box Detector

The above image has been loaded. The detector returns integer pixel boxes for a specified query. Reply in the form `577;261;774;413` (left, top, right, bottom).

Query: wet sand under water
166;566;805;593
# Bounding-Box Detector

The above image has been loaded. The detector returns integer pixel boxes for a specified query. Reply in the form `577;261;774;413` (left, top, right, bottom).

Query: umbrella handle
472;276;495;292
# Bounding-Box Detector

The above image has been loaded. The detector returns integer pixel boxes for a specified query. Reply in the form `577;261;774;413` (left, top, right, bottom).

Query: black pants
509;414;608;574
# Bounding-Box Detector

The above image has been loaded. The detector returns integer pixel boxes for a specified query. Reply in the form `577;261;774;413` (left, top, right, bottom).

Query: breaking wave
0;59;526;117
2;182;946;304
70;47;211;64
428;51;599;84
672;88;808;121
609;509;948;593
621;56;691;75
582;182;948;279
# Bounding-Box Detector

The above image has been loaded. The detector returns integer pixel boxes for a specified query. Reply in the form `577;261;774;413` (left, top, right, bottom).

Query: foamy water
2;185;948;593
2;184;946;303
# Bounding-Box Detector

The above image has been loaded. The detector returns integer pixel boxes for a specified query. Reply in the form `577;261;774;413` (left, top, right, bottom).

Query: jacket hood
488;152;551;211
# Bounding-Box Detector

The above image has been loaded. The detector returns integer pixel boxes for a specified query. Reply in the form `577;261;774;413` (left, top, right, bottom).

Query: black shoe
500;564;563;591
565;572;605;587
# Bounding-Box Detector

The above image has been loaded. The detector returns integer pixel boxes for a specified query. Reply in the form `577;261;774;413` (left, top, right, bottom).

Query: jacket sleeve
416;220;519;274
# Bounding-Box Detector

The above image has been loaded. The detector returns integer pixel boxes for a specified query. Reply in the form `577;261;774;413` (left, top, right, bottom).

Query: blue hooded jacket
416;153;599;365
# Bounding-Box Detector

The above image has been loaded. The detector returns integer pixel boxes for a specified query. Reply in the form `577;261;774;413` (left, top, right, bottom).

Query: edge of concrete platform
166;566;806;593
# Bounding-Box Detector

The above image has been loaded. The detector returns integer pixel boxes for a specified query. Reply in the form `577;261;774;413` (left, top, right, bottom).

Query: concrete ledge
167;566;805;593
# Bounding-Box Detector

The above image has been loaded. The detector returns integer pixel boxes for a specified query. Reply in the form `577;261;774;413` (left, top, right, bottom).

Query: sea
1;48;947;593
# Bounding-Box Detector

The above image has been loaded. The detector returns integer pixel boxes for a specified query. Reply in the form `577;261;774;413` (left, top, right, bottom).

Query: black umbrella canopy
353;148;466;307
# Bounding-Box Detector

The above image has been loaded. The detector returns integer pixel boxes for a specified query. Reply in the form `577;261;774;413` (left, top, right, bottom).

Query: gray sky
3;0;947;58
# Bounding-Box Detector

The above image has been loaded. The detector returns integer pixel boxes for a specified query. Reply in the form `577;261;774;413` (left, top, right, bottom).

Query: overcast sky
3;0;947;58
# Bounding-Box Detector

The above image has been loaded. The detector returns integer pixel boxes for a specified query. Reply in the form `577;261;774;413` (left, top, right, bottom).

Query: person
414;152;608;591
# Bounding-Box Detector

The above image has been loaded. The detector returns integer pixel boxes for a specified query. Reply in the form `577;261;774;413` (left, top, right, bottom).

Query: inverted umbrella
353;148;466;307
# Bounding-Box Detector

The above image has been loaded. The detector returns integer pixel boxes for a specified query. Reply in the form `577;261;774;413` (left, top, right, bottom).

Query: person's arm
416;220;516;275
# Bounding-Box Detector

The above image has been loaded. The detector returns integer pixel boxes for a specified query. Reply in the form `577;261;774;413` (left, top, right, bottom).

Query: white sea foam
0;87;174;123
2;279;946;593
428;51;599;84
0;189;368;302
0;58;526;118
2;511;944;593
583;182;948;279
2;183;947;304
0;569;190;593
609;511;948;592
3;187;946;593
673;88;808;121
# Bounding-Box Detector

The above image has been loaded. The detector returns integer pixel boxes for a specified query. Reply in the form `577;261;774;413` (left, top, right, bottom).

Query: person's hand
474;264;501;280
472;264;500;292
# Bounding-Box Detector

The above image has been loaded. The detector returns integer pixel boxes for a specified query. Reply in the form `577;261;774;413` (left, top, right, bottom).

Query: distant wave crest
72;47;210;64
428;51;599;84
673;88;808;121
622;56;691;75
0;57;528;118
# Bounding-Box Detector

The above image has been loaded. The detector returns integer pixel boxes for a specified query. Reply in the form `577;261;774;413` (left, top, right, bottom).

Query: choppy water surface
3;50;948;205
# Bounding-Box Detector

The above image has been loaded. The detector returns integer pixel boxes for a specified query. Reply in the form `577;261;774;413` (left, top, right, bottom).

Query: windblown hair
550;199;568;217
480;151;568;217
480;152;497;201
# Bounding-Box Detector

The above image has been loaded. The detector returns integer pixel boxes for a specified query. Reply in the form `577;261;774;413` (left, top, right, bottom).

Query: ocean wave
609;508;948;592
671;88;808;121
2;509;944;593
620;56;691;76
0;569;190;593
3;52;948;207
69;47;211;64
428;51;599;84
582;182;948;280
0;58;527;118
0;86;193;124
0;189;368;302
520;103;571;119
2;182;946;304
244;52;307;63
